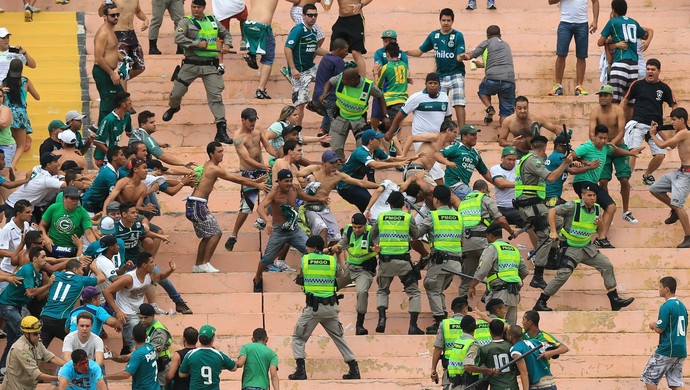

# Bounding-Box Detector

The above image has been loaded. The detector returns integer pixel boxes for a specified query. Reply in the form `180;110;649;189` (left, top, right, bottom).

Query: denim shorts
478;79;515;117
556;21;589;58
0;144;16;166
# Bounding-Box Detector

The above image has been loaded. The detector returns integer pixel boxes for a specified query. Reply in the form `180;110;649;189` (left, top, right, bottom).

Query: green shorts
600;143;632;181
242;20;275;64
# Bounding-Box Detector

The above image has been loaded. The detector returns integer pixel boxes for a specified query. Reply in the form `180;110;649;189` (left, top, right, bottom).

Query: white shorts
641;353;685;387
623;120;666;155
304;207;342;242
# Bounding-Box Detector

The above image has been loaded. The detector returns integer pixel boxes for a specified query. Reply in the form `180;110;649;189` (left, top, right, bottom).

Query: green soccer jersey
95;111;132;160
601;16;645;62
656;297;688;357
572;141;613;184
41;201;93;248
125;343;159;390
180;347;236;390
41;271;98;319
440;142;488;187
286;22;318;72
0;263;41;307
419;29;465;77
377;60;409;106
239;342;279;389
479;340;519;389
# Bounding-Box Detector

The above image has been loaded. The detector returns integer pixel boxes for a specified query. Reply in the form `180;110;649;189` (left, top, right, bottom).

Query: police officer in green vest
414;185;464;335
137;303;173;387
331;213;378;335
319;66;389;160
469;223;528;325
431;297;471;390
445;315;497;390
533;187;634;311
458;179;514;300
370;191;424;335
290;235;361;381
162;0;234;145
513;134;573;290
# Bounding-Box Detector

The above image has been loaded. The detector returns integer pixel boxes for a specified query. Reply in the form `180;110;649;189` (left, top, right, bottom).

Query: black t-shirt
627;79;676;125
39;138;62;155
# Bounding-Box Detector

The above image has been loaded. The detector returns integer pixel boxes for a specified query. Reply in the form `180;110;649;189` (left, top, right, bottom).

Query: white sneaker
192;265;203;273
622;211;639;224
206;263;220;273
151;303;168;315
275;260;296;272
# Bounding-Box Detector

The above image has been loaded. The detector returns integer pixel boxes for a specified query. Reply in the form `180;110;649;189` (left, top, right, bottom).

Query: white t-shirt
490;163;517;208
94;254;118;292
401;91;452;136
212;0;246;21
0;219;31;273
6;167;63;207
558;0;589;23
0;51;27;83
62;331;105;361
369;180;400;221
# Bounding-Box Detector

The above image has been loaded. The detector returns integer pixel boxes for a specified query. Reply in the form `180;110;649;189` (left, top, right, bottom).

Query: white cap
57;129;77;144
0;28;10;39
99;216;117;235
65;110;86;123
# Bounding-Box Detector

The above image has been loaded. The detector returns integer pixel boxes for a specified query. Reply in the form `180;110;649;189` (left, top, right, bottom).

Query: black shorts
331;14;366;54
573;181;615;209
498;206;526;228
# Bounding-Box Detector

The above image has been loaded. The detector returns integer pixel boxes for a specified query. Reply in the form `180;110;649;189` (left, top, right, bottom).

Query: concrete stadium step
99;379;433;390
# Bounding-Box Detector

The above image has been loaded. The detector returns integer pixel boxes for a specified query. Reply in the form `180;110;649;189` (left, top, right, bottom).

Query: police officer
137;303;173;387
431;297;470;390
513;134;573;289
469;223;528;325
446;316;495;390
458;179;514;299
162;0;233;145
370;191;424;335
331;213;377;336
414;185;463;334
533;187;635;311
290;236;360;381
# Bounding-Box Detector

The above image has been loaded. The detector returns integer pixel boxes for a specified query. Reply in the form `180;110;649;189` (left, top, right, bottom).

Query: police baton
440;267;487;285
464;342;543;390
507;222;532;240
527;238;552;261
404;197;428;219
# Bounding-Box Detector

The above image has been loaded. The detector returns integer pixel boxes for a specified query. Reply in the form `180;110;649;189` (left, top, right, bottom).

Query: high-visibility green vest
345;225;376;265
442;317;464;356
335;76;373;120
147;320;172;359
186;15;219;58
459;191;490;228
447;337;476;377
377;209;411;256
560;200;600;247
473;320;491;346
515;153;546;199
302;253;337;298
431;208;463;253
486;240;522;290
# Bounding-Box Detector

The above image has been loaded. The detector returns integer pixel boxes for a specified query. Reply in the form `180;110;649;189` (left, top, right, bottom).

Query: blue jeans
0;304;22;369
556;21;589;58
450;181;471;200
478;79;515;117
121;313;140;351
260;225;308;266
153;265;182;303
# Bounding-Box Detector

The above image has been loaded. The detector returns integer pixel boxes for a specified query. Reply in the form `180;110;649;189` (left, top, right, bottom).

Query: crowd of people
0;0;687;388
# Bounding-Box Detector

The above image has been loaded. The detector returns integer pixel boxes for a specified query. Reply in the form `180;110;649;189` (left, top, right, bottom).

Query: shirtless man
649;107;690;248
401;120;458;186
331;0;370;76
296;150;380;245
101;159;156;217
589;84;637;224
498;96;561;148
93;4;125;125
225;108;274;251
187;141;267;272
272;140;303;184
99;0;149;81
243;0;279;99
253;169;325;292
286;0;326;47
53;130;89;171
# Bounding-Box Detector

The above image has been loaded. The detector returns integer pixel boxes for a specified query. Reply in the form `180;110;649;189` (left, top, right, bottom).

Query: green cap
501;146;517;156
460;124;480;135
381;30;397;39
48;120;69;132
595;85;614;95
199;324;216;338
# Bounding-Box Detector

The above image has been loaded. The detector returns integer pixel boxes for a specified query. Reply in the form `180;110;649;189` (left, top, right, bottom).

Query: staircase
2;0;690;388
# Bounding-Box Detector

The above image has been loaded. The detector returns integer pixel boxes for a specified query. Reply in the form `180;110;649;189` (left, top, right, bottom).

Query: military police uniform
146;318;173;386
446;333;481;390
434;312;465;390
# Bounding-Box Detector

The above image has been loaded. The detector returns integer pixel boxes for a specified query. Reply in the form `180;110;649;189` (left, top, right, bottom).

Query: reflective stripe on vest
473;320;491;346
147;321;172;359
377;209;411;256
447;337;475;377
560;200;600;247
459;191;490;228
486;240;522;289
335;76;373;120
302;253;337;298
431;209;463;253
515;153;546;199
442;317;464;355
346;225;377;264
186;15;219;58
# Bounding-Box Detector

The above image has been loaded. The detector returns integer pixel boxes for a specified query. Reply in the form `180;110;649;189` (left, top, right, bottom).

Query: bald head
342;67;361;87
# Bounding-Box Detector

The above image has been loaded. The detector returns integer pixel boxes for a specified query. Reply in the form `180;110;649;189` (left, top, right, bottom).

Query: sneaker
275;260;296;272
253;278;263;293
622;211;638;224
240;40;248;51
280;66;292;83
548;84;563;96
594;238;615;248
243;54;258;70
255;89;271;99
484;106;496;125
266;264;282;272
487;0;496;9
175;301;193;315
253;218;267;230
642;174;656;185
192;265;203;273
665;209;679;225
151;303;168;315
24;6;33;22
224;235;237;251
466;0;477;10
678;236;690;248
574;85;589;96
206;263;220;273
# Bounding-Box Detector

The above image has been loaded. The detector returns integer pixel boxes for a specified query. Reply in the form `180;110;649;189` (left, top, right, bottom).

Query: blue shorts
478;79;515;117
556;21;589;58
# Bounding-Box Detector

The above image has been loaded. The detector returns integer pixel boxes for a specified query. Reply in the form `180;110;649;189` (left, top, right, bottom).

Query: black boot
214;121;232;144
607;289;634;311
530;267;547;289
342;360;361;380
425;315;445;335
408;312;424;335
533;293;553;311
176;45;184;55
375;307;386;333
288;358;307;380
162;106;180;122
148;39;162;55
355;313;368;335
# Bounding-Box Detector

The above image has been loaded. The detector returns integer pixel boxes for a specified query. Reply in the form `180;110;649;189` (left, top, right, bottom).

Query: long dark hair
4;59;23;106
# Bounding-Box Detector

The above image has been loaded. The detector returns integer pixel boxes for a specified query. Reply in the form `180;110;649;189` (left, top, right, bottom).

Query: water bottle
470;59;477;71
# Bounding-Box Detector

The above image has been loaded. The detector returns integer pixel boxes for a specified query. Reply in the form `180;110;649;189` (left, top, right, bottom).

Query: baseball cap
595;85;615;95
0;28;11;38
65;110;86;123
433;185;451;200
61;160;83;172
386;191;404;205
199;324;216;338
501;146;517;156
97;235;117;253
351;213;367;225
138;303;156;317
62;185;80;198
281;124;302;137
554;133;569;145
81;286;100;301
381;30;397;39
241;107;258;120
48;120;70;132
485;298;505;313
277;169;293;181
460;125;480;135
99;216;117;235
106;201;121;212
321;150;341;163
40;152;60;167
147;160;169;172
58;129;78;145
361;129;384;144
